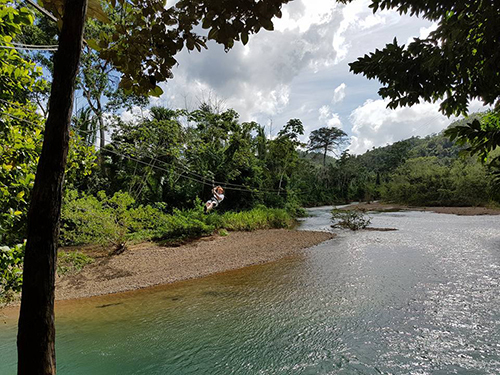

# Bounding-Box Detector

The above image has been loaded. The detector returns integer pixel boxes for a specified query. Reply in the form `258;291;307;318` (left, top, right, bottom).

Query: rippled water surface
1;208;499;374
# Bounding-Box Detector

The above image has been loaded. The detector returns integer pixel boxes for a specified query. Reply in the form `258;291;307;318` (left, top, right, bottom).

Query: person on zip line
205;185;225;213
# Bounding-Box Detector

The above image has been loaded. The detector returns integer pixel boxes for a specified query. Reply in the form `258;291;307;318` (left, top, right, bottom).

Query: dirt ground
340;202;500;216
56;229;335;300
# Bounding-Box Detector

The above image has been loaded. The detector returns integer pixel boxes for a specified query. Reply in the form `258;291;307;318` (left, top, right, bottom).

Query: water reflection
1;209;499;374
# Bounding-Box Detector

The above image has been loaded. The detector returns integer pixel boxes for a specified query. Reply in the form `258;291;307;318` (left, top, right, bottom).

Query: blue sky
120;0;487;154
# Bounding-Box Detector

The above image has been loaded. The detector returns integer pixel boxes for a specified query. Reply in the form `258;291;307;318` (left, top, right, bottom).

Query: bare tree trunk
98;105;106;167
17;0;87;373
83;89;106;166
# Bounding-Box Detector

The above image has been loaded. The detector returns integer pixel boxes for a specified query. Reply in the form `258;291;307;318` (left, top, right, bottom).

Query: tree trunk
97;105;106;167
323;146;327;166
17;0;87;374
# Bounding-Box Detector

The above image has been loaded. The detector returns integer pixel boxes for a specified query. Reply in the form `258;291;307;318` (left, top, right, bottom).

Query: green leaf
260;18;274;31
86;39;101;51
241;32;249;45
150;85;163;97
208;27;218;40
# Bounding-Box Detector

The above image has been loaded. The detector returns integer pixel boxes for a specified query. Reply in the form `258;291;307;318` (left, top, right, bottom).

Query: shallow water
1;208;499;374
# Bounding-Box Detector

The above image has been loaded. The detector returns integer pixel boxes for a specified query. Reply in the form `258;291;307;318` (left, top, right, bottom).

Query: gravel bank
340;202;500;216
56;229;334;300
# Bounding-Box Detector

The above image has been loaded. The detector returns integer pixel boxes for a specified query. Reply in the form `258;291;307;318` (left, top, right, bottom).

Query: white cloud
348;99;452;154
359;13;387;29
149;0;441;144
406;22;438;45
274;0;337;33
120;106;151;123
319;105;342;128
332;83;346;104
419;22;439;39
348;98;490;154
156;0;347;121
332;0;390;64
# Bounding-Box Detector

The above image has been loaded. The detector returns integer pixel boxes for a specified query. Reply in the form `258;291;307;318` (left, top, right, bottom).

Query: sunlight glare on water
1;208;499;374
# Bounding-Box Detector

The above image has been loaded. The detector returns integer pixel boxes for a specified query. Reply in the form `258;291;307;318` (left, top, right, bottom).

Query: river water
1;208;499;374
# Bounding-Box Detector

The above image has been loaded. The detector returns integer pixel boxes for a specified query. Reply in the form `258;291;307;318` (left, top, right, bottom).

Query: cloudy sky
143;0;484;154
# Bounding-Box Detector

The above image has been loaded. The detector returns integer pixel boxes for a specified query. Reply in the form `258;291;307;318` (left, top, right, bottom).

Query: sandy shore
340;202;500;216
55;229;334;300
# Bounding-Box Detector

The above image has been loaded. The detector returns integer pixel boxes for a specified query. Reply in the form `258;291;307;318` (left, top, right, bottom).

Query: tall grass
214;207;294;231
60;191;298;247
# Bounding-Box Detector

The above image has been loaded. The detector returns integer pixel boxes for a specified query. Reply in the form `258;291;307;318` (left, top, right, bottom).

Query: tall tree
16;0;291;373
267;119;305;195
17;0;87;373
347;0;500;178
348;0;499;116
308;126;348;166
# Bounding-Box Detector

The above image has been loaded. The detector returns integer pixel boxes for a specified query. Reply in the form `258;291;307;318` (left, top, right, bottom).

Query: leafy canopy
308;126;348;165
38;0;291;96
348;0;500;117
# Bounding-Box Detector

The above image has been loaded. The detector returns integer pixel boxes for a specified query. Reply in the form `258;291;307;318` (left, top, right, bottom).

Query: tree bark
17;0;87;374
83;88;106;166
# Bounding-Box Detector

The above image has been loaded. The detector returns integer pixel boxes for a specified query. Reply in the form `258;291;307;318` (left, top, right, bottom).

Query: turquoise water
1;208;499;374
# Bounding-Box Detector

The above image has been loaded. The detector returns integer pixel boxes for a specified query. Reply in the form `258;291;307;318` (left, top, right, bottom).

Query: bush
60;190;121;246
60;190;298;247
57;250;94;276
61;191;214;246
381;156;493;206
331;209;371;230
216;207;294;231
0;242;24;301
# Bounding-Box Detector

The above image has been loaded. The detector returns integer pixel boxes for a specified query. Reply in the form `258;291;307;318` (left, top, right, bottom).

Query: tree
347;0;500;182
103;107;183;204
348;0;499;117
0;0;46;246
78;19;149;166
267;119;305;198
16;0;291;373
16;0;87;372
445;111;500;174
308;126;348;166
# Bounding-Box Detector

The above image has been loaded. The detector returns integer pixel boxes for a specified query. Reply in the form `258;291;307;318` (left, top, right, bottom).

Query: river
1;207;499;374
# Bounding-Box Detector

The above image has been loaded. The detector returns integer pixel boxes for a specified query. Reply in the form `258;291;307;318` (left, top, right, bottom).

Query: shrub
57;250;94;276
331;209;371;230
60;190;298;247
217;208;294;231
60;190;119;246
153;208;214;240
0;242;25;301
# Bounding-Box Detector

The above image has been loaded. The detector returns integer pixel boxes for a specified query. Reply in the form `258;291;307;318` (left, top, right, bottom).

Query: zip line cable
73;126;289;193
0;111;40;124
93;139;288;193
24;0;58;23
0;45;58;51
10;42;58;49
0;100;280;190
92;142;271;193
0;111;291;194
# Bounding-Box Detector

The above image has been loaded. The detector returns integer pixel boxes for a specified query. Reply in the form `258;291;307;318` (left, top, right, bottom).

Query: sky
125;0;487;155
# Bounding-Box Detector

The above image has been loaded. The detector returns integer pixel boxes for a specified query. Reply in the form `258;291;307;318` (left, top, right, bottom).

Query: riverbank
340;202;500;216
55;229;334;300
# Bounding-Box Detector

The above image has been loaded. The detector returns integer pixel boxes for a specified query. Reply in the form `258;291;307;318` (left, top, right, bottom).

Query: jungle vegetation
1;0;499;373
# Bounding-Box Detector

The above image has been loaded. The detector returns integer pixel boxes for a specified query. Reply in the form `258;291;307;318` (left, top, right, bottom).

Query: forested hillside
320;114;500;207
